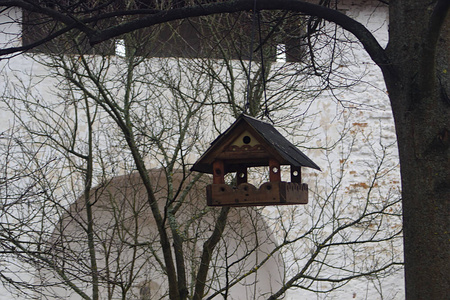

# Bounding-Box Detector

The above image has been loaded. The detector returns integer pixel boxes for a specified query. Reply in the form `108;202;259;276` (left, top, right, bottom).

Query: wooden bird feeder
191;114;320;206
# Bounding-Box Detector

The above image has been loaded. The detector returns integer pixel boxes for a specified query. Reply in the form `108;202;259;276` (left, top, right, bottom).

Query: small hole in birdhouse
215;168;222;175
220;187;225;192
266;184;272;190
293;170;299;176
272;167;279;174
243;136;251;144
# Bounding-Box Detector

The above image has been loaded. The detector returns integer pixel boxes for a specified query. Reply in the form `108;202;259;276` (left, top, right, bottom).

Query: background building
0;1;404;299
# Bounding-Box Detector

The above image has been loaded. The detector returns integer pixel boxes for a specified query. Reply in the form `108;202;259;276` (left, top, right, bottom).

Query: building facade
0;1;404;299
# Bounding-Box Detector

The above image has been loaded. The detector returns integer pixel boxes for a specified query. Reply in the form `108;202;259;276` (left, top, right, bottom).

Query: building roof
191;114;320;174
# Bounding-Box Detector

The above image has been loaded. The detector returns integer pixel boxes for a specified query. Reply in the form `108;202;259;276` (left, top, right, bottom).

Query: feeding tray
191;114;320;206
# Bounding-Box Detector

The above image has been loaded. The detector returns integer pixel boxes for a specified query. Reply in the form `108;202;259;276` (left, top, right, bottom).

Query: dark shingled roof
242;115;320;170
191;114;320;174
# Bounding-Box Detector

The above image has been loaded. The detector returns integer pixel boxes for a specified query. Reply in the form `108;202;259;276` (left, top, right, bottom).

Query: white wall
0;1;404;299
284;1;403;299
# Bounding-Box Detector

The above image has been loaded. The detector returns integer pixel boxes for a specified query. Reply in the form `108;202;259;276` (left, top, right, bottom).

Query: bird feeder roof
191;114;320;174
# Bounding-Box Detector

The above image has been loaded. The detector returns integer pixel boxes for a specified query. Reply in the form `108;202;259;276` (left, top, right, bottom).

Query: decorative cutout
231;130;260;147
226;144;265;152
207;182;308;206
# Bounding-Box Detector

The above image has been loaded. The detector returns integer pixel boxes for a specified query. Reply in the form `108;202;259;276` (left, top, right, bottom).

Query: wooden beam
236;166;248;185
213;160;225;184
269;159;281;182
291;166;302;183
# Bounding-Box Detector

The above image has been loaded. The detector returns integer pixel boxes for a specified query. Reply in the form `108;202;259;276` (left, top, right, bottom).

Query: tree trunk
386;1;450;298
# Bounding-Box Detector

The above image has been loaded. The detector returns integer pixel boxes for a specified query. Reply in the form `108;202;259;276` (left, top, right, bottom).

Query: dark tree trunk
385;1;450;298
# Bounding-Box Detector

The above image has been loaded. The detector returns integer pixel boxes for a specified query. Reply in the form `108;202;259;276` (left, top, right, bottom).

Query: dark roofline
191;114;320;173
241;115;320;171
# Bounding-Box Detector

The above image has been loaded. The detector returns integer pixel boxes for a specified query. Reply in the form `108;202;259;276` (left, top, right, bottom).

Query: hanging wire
245;0;272;123
256;10;273;123
245;0;258;115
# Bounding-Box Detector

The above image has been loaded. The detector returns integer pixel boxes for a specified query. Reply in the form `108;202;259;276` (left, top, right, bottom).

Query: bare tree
0;1;448;298
0;4;405;299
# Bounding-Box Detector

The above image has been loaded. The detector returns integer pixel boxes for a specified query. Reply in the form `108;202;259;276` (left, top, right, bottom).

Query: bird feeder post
212;160;225;184
269;159;281;182
290;165;302;184
236;166;248;185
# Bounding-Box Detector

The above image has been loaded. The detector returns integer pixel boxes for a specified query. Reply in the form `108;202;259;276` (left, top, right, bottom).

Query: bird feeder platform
207;182;308;206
